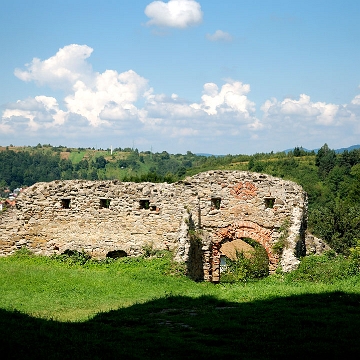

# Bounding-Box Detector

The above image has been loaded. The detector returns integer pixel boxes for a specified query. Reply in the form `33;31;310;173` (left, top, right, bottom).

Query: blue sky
1;0;360;154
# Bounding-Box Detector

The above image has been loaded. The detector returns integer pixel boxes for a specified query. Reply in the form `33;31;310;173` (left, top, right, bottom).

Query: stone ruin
0;171;308;282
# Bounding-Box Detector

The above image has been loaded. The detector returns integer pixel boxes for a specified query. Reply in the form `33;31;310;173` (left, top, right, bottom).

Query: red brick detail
213;221;278;271
231;182;257;200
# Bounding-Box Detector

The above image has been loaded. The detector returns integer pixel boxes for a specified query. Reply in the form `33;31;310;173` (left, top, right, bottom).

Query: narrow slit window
61;199;71;209
265;198;275;209
100;198;111;209
139;199;150;210
211;197;221;210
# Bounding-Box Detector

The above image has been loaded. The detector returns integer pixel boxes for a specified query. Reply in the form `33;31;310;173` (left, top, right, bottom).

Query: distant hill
284;145;360;154
195;153;224;157
334;145;360;154
199;145;360;157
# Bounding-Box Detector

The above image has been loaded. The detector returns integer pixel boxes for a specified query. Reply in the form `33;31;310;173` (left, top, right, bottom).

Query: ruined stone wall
2;179;189;258
0;171;308;281
178;171;307;278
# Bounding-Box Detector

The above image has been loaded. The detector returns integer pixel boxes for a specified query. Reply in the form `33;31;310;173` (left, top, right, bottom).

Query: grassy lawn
0;252;360;359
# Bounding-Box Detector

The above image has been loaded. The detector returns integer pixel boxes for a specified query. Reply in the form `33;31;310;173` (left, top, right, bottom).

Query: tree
315;143;336;178
75;159;89;171
60;159;73;172
326;166;347;193
90;169;98;180
309;199;360;254
293;146;307;157
94;156;107;169
346;164;360;203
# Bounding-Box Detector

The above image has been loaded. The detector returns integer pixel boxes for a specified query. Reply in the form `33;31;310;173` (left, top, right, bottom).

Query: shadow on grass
1;291;360;359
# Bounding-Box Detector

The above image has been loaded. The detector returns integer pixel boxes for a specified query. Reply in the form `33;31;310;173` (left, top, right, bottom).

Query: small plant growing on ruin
188;229;203;245
13;246;33;257
54;249;92;266
272;219;290;255
184;205;191;214
142;243;163;258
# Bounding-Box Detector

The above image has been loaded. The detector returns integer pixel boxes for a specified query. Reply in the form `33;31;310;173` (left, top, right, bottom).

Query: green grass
1;252;360;359
68;151;86;163
0;252;194;321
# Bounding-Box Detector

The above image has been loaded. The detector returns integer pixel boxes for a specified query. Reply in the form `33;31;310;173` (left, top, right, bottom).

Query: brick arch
210;220;278;282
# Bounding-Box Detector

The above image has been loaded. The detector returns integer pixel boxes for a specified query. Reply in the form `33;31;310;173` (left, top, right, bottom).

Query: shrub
349;240;360;273
286;251;360;283
221;242;269;283
52;249;92;266
142;243;165;258
13;246;33;257
221;251;251;283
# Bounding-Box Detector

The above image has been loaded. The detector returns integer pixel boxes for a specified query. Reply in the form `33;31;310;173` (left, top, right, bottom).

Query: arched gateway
210;221;275;282
0;171;307;281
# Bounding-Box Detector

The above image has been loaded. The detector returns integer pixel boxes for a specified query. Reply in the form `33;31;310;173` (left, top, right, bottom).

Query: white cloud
2;96;66;131
7;45;151;128
256;94;360;152
64;69;149;126
0;42;263;152
145;92;198;120
3;44;360;154
247;119;265;131
0;122;12;134
206;30;233;42
14;44;94;90
261;94;341;126
191;80;256;119
140;80;261;143
351;94;360;105
145;0;203;28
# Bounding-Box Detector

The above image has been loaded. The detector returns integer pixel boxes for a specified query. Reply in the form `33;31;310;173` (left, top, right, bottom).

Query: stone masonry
0;171;308;282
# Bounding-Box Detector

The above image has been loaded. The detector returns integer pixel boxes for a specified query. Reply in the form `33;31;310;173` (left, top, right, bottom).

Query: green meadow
0;250;359;359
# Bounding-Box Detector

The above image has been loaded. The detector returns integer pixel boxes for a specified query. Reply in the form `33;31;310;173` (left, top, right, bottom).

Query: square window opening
265;198;275;209
61;199;71;209
139;199;150;210
211;197;221;210
100;198;111;209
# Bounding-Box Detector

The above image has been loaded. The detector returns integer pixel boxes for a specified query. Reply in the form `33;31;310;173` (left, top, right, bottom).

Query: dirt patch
220;239;254;260
60;152;70;160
